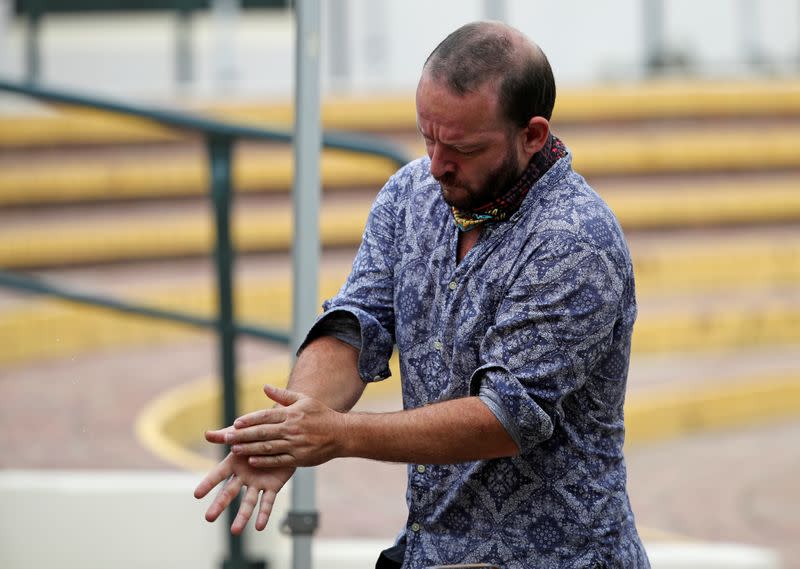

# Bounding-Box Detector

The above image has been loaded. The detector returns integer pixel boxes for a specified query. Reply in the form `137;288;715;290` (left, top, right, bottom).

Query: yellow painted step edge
2;129;800;206
3;184;800;268
4;80;800;147
2;272;800;366
134;359;800;472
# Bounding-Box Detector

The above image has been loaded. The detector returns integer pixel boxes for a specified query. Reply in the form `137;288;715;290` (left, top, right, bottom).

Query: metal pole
643;0;665;75
212;0;240;91
25;0;42;84
287;1;322;568
175;0;194;87
483;0;507;22
739;0;762;71
0;0;10;74
326;0;350;91
208;136;265;569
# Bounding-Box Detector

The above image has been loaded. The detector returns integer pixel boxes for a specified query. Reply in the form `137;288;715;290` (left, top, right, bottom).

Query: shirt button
416;464;426;474
448;281;457;290
411;522;421;532
433;340;443;351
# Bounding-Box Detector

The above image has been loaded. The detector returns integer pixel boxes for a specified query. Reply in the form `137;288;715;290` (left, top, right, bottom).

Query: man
195;21;650;569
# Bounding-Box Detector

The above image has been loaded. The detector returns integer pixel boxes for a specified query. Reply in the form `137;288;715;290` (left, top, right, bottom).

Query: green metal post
25;0;42;84
643;0;665;74
207;136;265;569
175;0;194;86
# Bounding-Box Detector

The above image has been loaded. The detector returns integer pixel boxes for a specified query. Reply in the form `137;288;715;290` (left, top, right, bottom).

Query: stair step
3;124;799;206
3;80;800;147
2;185;799;268
1;246;799;366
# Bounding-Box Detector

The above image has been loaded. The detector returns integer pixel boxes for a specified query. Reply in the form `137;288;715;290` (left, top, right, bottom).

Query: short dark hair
424;22;556;125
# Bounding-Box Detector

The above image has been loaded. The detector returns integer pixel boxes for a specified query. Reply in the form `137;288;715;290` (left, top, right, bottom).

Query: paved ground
1;330;798;567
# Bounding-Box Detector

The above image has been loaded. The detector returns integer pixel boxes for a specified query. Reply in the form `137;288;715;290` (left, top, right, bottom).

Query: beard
435;150;523;211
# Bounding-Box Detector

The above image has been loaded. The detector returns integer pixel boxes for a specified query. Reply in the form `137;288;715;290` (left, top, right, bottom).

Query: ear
520;116;550;157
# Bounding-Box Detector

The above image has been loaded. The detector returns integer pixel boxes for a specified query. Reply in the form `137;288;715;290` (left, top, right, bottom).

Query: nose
429;143;455;180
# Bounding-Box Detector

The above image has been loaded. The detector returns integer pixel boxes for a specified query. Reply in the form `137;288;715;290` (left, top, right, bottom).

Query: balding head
423;21;556;125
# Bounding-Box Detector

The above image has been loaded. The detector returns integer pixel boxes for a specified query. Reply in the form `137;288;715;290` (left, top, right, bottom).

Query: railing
15;0;291;84
0;76;411;569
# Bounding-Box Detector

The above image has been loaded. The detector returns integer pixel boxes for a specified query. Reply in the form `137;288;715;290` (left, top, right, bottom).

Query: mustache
435;172;458;187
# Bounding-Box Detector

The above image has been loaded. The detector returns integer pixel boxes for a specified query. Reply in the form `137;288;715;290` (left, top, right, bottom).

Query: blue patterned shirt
306;150;650;568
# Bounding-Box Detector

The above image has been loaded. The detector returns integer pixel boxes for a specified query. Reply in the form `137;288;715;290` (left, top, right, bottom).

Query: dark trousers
376;543;405;569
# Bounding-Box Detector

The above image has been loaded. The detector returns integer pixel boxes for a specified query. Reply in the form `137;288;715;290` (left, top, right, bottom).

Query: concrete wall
0;1;797;101
0;470;782;569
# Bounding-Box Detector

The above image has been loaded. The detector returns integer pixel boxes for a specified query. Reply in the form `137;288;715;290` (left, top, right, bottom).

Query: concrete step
1;241;799;366
2;125;800;206
2;80;800;148
2;178;800;268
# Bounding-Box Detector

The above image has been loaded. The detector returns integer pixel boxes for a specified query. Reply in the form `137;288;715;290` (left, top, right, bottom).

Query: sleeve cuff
301;307;393;383
470;365;555;454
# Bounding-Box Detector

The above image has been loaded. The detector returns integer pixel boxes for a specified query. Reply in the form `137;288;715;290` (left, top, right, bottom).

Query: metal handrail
0;77;411;569
0;78;411;165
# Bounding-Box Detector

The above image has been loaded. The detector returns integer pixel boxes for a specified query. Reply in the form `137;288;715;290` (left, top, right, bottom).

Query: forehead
415;75;506;140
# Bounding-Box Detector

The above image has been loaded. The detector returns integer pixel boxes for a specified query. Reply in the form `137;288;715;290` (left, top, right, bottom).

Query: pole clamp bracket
281;511;320;536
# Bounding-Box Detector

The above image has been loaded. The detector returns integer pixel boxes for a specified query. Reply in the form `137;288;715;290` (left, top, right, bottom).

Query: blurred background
0;1;798;568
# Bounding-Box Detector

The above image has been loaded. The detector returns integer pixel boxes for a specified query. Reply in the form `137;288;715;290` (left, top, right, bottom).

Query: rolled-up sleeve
301;175;400;383
470;237;625;453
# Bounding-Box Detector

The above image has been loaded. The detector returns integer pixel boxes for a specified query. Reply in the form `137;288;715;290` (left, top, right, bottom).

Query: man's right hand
194;451;295;534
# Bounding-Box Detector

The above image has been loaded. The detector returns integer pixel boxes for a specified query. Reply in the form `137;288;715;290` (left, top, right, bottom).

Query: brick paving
1;334;798;567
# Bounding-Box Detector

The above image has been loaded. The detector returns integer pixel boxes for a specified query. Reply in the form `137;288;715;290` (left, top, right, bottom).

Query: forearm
288;335;366;412
341;396;519;464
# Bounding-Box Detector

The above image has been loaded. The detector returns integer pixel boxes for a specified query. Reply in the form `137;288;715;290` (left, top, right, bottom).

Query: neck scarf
451;134;567;232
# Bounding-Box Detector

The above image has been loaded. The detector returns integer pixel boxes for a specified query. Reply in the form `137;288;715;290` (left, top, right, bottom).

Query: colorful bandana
451;134;567;232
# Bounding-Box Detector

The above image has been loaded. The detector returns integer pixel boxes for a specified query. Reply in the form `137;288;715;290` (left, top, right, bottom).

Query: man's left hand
205;385;348;468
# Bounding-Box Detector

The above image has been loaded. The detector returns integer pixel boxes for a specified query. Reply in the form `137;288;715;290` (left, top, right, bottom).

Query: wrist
338;411;361;459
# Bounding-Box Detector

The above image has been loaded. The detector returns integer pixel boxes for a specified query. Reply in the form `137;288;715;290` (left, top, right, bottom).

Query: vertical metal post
0;0;10;74
212;0;240;91
739;0;762;70
326;0;350;90
287;1;322;568
25;0;42;84
643;0;665;75
483;0;507;22
175;1;194;87
208;136;265;569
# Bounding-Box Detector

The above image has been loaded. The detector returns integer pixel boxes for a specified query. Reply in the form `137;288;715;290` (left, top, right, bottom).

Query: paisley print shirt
306;151;650;568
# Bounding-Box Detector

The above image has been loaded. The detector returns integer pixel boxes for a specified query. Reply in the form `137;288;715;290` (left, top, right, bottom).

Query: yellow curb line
135;359;800;472
3;181;800;268
625;373;800;444
3;80;800;147
0;150;395;206
2;243;800;365
2;128;800;206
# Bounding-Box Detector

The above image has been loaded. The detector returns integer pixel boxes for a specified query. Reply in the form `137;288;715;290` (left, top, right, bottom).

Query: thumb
263;384;302;407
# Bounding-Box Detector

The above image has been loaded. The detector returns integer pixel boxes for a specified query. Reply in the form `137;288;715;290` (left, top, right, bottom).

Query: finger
262;384;303;408
233;407;286;429
249;454;297;469
225;424;282;445
205;475;242;523
231;439;292;457
194;454;233;499
255;489;277;531
231;485;260;535
205;425;235;444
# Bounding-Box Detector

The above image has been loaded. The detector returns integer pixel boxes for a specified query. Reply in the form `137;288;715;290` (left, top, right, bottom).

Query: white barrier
0;470;782;569
0;470;292;569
